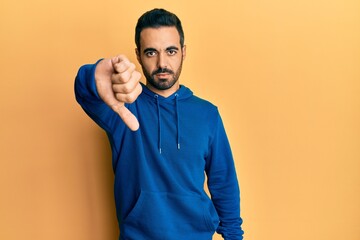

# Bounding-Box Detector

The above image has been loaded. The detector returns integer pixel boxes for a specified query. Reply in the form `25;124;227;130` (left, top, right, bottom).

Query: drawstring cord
175;93;180;150
154;95;162;154
154;93;181;154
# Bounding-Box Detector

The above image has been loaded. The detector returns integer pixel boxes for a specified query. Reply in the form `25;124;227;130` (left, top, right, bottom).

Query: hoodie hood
140;82;193;101
140;83;193;153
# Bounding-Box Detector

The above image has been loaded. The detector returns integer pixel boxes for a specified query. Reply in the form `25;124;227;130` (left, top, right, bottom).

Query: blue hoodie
75;61;244;240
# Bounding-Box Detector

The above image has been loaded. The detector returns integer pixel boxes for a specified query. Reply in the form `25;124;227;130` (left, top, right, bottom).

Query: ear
182;45;186;60
135;48;141;64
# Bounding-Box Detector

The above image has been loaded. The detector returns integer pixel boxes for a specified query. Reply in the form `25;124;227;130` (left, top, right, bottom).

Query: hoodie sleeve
205;110;244;240
74;60;120;133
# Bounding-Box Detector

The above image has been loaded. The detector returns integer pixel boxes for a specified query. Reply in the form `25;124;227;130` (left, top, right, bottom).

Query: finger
111;63;136;84
112;80;137;95
115;82;142;103
111;55;132;73
114;71;142;102
112;70;141;94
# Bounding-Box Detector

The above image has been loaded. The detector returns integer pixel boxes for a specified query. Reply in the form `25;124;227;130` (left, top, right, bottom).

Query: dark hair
135;8;185;49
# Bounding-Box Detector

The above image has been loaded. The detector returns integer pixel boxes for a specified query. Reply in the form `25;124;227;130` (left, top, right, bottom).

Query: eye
167;49;177;56
145;51;157;57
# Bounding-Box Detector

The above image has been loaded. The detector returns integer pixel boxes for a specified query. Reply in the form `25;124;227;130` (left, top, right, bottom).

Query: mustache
152;67;174;75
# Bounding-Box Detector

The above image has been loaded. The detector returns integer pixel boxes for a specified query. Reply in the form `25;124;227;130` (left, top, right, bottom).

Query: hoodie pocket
122;191;219;239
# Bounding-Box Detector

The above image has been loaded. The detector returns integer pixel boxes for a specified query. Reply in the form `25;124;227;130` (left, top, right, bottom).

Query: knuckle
115;93;136;103
129;62;136;70
115;93;123;102
125;95;135;103
137;84;143;94
129;71;141;83
134;70;141;79
114;62;128;73
122;84;132;94
125;92;138;103
112;84;118;92
119;71;131;83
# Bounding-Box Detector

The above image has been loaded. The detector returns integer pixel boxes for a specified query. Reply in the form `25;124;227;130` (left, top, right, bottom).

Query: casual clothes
74;60;244;240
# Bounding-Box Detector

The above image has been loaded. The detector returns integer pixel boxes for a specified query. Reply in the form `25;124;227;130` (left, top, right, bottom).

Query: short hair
135;8;185;49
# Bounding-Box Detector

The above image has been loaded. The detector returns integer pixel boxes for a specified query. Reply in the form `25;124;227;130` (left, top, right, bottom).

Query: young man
75;8;244;240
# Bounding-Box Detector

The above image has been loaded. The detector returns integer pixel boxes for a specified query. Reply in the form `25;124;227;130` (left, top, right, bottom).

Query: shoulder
187;94;218;111
181;95;221;125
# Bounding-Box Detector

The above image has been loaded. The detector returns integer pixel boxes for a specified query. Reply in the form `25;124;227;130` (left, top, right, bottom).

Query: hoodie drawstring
154;95;162;154
154;93;181;154
175;93;180;150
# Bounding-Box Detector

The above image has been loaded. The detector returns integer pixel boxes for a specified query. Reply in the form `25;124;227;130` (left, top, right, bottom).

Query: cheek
172;58;183;71
141;59;156;73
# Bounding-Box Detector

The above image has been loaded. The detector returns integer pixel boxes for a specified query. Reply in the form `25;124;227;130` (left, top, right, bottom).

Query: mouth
155;73;171;77
153;71;174;80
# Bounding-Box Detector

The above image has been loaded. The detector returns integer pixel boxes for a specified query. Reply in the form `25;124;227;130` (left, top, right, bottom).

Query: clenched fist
95;55;142;131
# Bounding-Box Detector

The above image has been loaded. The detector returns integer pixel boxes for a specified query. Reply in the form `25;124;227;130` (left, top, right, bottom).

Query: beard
142;59;183;91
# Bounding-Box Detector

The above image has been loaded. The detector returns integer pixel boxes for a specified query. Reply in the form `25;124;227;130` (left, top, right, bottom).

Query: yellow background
1;0;359;239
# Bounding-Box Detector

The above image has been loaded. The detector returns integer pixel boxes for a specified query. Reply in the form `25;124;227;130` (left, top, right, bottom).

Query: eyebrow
143;46;179;53
143;48;157;54
166;46;179;51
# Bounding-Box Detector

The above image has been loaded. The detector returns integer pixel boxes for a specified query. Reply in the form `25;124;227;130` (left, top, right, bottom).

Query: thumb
95;73;140;131
115;103;140;131
108;100;139;131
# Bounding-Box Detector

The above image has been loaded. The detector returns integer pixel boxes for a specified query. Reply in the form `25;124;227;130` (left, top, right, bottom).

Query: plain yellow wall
1;0;359;239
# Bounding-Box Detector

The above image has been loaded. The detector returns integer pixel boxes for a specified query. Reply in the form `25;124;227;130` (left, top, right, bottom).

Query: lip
155;73;171;77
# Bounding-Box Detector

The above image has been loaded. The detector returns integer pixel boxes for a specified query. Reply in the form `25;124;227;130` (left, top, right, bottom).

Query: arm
205;112;244;240
74;55;142;131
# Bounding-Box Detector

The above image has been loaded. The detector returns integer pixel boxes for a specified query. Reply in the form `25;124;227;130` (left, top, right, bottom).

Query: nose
157;52;167;69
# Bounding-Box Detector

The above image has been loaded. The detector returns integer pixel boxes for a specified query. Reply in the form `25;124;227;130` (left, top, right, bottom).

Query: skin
94;26;185;130
136;26;186;98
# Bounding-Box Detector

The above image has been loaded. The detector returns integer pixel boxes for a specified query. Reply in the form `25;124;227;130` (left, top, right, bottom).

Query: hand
95;55;142;131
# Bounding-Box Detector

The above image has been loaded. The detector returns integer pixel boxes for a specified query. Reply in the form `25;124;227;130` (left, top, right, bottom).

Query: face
136;26;186;96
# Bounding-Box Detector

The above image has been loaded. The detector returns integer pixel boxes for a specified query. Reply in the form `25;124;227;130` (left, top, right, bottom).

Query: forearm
208;170;244;240
206;113;244;239
74;60;117;132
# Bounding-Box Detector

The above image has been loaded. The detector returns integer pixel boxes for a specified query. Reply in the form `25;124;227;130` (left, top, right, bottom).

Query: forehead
139;26;181;50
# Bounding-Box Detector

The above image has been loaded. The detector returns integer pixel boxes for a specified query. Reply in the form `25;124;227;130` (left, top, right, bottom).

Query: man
75;8;244;240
